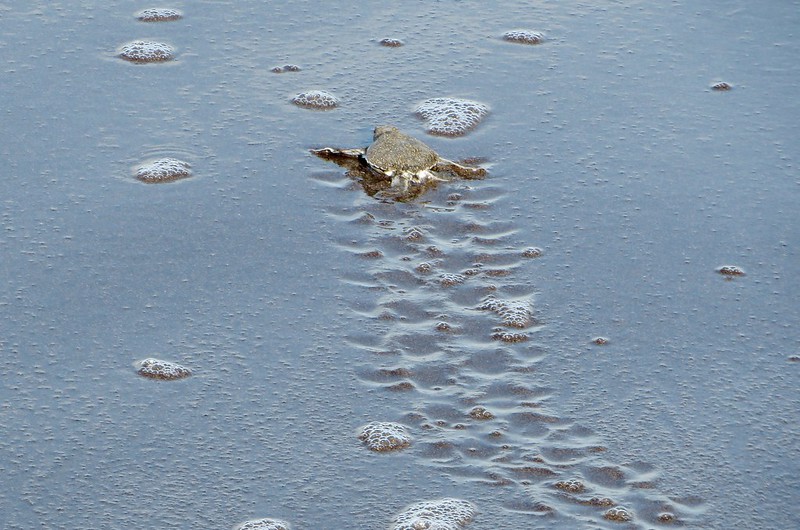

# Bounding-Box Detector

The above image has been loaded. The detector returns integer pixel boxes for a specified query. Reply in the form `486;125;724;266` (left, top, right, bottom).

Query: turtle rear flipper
434;158;487;180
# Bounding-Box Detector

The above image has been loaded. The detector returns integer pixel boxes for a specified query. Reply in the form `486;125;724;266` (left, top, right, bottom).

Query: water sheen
1;1;798;529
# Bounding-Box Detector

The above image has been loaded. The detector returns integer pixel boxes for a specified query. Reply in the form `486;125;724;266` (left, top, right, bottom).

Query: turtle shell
364;126;439;175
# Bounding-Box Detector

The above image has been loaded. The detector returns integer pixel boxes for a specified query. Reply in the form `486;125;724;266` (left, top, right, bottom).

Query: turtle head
373;125;399;139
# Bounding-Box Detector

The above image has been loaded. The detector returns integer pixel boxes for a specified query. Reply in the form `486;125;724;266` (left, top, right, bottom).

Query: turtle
311;125;486;197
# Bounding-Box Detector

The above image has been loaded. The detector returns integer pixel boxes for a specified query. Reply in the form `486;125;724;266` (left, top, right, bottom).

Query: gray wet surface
1;1;799;529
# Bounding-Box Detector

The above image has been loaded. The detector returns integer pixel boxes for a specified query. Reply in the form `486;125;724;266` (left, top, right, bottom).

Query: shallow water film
1;1;798;529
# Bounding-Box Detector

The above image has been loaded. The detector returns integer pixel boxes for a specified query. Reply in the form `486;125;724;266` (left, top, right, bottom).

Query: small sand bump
388;381;415;392
435;321;453;332
235;519;291;530
404;227;425;241
135;158;191;183
717;265;745;276
416;262;436;274
584;497;615;507
119;41;174;63
415;97;489;136
392;498;475;530
503;30;546;45
136;358;191;380
291;90;339;109
711;81;732;91
604;506;633;522
358;249;384;259
358;421;412;452
136;8;182;22
379;38;404;47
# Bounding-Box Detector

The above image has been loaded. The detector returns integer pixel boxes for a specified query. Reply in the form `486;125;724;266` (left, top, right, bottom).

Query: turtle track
314;170;703;528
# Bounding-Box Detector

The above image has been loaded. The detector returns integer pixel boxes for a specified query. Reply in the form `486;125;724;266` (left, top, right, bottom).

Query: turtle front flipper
311;147;365;159
434;158;487;180
311;147;369;173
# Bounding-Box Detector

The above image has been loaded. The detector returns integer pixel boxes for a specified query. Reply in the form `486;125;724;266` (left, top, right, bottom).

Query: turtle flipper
311;147;365;159
434;158;487;180
311;147;369;173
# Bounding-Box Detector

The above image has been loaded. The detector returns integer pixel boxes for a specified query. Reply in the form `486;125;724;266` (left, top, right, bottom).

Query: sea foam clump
136;358;191;380
479;295;533;328
235;518;291;530
358;422;411;452
291;90;339;109
415;98;488;136
503;30;545;45
136;8;182;22
119;41;174;63
392;498;475;530
135;158;192;183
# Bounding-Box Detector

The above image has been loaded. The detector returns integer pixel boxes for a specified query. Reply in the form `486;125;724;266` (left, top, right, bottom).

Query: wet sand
0;1;798;528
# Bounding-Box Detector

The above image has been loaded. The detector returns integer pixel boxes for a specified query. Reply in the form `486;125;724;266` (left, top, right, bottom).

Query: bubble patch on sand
119;41;174;63
392;498;475;530
235;519;291;530
478;295;534;328
604;506;633;522
379;38;404;47
135;158;192;183
717;265;745;276
291;90;339;110
271;64;301;73
136;358;191;380
415;98;489;136
358;422;411;452
136;8;182;22
521;247;543;258
502;30;546;45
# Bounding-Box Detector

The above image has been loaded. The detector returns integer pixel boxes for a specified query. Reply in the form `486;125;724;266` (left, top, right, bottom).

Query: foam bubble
291;90;339;110
136;358;191;380
717;265;745;276
522;247;543;258
119;41;174;63
604;506;633;522
503;30;545;45
711;81;732;91
592;337;609;345
235;519;291;530
135;158;192;183
415;98;489;136
479;295;534;328
380;38;404;47
358;422;411;452
136;8;182;22
392;498;475;530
